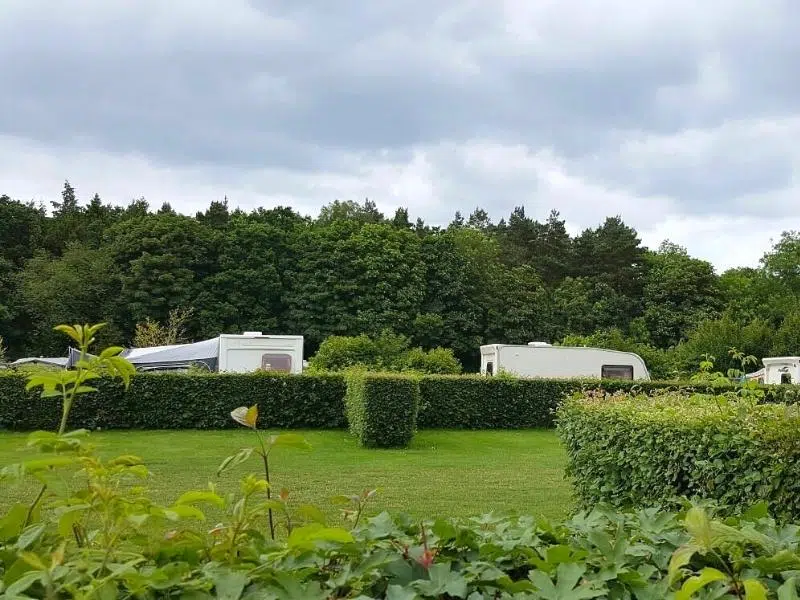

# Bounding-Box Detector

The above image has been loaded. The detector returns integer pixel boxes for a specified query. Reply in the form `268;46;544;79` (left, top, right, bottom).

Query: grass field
0;429;571;522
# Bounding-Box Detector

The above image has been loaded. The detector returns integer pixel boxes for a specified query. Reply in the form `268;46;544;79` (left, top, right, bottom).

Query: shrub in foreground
557;390;800;520
345;371;420;448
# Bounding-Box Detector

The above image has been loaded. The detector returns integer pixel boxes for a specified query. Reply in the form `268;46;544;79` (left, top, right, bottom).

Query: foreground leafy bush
345;371;420;448
0;370;347;431
557;389;800;521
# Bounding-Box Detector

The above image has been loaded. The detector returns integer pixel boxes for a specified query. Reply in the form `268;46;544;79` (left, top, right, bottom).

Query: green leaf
287;524;354;548
127;513;150;527
778;578;799;600
742;501;770;522
56;504;90;537
297;504;327;525
22;455;77;472
330;494;356;505
268;433;312;451
530;563;605;600
684;507;713;550
175;490;225;507
0;503;29;541
99;346;125;358
386;585;419;600
107;455;144;467
669;545;701;583
74;385;99;394
16;524;46;550
206;565;249;600
163;505;206;521
415;563;468;599
743;579;768;600
217;448;254;476
752;550;800;574
54;324;85;345
676;567;727;600
4;570;45;597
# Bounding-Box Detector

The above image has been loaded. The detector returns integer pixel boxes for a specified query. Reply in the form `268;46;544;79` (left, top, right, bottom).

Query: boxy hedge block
345;372;419;448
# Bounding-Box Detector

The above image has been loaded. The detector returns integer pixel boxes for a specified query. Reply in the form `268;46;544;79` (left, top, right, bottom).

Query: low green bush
308;330;462;374
557;389;800;521
345;371;419;448
0;370;347;431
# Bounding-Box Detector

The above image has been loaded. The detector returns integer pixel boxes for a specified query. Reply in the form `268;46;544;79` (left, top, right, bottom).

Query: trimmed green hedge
2;370;799;433
416;375;800;429
557;390;800;521
345;372;419;448
0;371;347;431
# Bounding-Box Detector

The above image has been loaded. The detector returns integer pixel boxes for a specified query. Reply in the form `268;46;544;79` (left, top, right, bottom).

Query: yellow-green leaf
676;567;727;600
744;579;768;600
175;490;225;508
245;404;259;428
669;545;700;583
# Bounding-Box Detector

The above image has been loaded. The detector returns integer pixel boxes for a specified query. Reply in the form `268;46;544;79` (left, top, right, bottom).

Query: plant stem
23;484;47;528
58;396;72;435
256;431;275;540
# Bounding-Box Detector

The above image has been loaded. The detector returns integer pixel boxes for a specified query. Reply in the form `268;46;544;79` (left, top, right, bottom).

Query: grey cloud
0;0;799;222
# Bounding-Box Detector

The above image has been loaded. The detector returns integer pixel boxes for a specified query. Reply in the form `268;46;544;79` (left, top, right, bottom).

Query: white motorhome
480;342;650;381
745;357;800;385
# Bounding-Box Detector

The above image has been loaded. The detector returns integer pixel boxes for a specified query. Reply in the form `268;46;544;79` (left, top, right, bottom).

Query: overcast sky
2;0;798;271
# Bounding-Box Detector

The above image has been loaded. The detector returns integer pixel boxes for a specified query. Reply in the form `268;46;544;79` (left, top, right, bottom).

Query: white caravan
745;357;800;385
217;333;304;374
480;342;650;381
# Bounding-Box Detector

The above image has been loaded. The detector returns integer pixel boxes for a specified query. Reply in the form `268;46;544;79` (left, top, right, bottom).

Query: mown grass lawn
0;429;572;523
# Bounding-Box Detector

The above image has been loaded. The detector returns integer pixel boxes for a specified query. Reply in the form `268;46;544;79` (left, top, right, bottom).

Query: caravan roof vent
242;331;263;336
527;341;552;347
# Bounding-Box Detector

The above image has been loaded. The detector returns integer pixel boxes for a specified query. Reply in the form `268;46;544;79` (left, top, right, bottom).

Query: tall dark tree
641;241;722;348
0;196;45;267
106;214;218;337
573;216;646;301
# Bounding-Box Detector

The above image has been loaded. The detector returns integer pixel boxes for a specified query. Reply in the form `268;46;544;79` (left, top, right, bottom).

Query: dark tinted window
260;353;292;372
601;365;634;380
486;361;494;375
782;373;793;384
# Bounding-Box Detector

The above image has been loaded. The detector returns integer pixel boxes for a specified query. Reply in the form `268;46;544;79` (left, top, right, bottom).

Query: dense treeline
1;181;799;375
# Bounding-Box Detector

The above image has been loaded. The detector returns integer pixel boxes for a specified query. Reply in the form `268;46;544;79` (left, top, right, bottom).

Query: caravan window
260;353;292;372
782;373;793;384
486;361;494;376
601;365;634;380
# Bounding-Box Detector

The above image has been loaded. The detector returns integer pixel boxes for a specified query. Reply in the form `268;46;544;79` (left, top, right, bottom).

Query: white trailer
217;332;304;374
745;357;800;385
480;342;650;381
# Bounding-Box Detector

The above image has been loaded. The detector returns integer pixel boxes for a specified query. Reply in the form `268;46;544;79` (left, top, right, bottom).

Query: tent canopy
66;338;221;371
